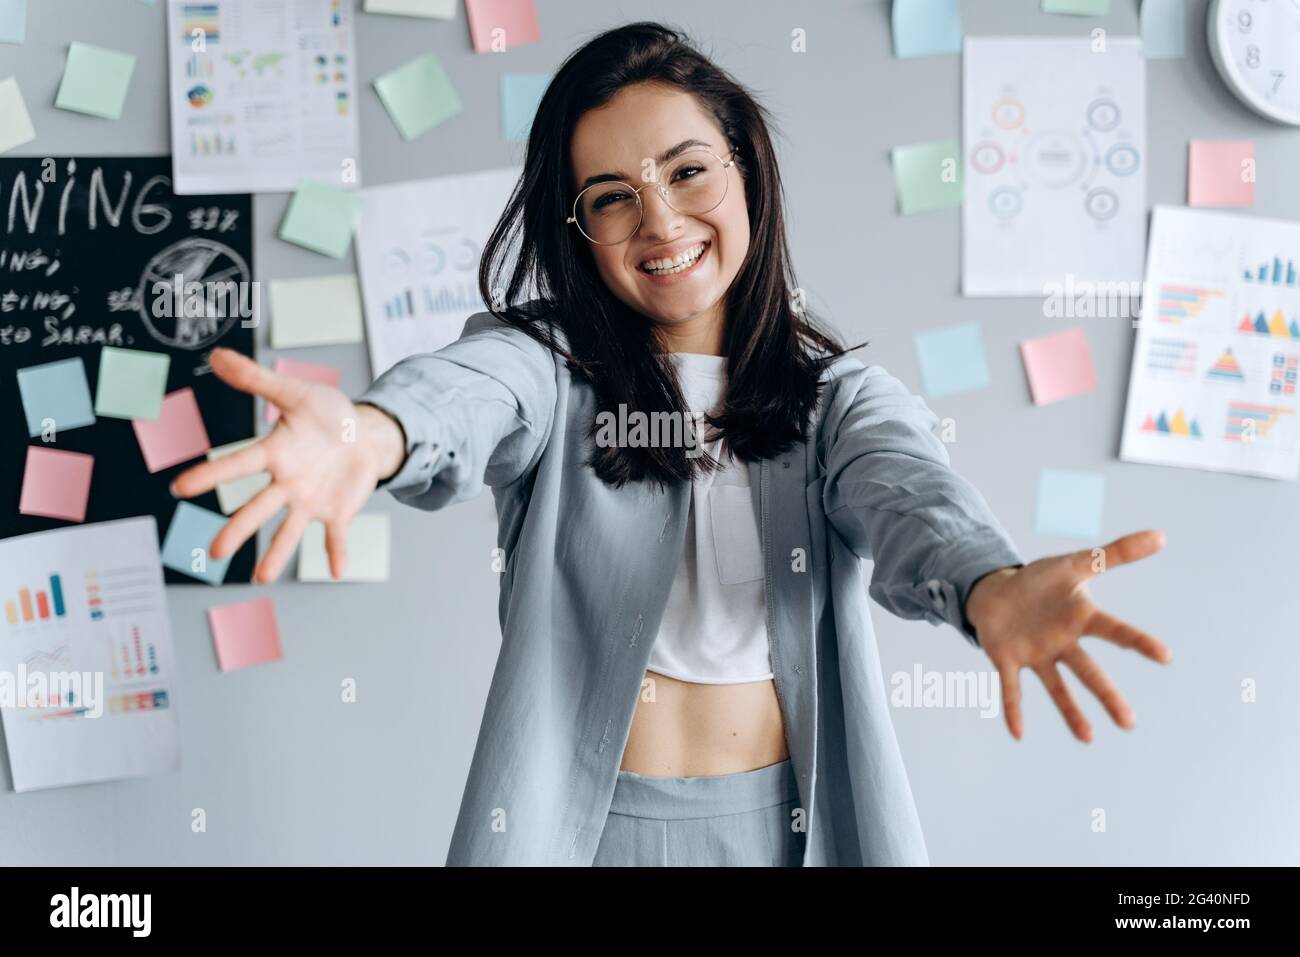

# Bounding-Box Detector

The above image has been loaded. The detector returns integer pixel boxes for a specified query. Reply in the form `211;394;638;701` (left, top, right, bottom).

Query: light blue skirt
592;757;805;866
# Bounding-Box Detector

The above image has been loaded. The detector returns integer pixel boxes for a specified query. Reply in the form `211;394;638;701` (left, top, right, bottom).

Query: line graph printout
1121;206;1300;480
355;167;520;378
963;36;1146;296
166;0;361;194
0;518;180;791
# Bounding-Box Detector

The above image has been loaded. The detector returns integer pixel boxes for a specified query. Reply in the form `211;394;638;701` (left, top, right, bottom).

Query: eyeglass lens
574;151;729;245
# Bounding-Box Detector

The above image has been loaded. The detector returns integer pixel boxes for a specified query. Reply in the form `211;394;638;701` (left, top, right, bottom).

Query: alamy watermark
594;404;711;459
0;666;104;717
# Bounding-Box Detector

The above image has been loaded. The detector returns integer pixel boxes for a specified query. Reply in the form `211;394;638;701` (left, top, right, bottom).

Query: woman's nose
637;185;684;240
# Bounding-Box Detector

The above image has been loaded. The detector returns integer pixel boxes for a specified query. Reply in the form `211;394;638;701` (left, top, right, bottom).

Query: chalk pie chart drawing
136;238;252;350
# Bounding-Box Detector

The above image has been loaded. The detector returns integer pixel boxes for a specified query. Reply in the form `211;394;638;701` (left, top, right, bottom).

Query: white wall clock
1209;0;1300;125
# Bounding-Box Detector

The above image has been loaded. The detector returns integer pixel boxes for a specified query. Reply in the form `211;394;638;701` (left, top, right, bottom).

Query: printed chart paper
355;167;519;377
1120;206;1300;480
0;518;180;791
166;0;360;194
962;36;1146;296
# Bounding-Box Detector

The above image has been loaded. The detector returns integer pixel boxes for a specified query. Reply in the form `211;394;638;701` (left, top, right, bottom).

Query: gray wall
1;0;1296;865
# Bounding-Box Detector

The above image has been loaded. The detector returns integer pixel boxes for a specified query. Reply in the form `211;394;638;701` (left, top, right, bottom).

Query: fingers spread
210;348;303;409
1033;662;1093;743
1085;609;1173;663
255;509;310;584
326;520;349;580
171;440;270;498
209;485;287;561
1062;646;1135;730
1076;529;1166;578
997;661;1024;741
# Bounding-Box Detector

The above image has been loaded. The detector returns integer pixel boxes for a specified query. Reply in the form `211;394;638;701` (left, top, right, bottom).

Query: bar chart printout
0;518;180;791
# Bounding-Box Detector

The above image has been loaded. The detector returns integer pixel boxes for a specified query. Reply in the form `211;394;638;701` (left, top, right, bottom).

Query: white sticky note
365;0;457;17
269;274;363;347
0;77;35;154
298;514;391;582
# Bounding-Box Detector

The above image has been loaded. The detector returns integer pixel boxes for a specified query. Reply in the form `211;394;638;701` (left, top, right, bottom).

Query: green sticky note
55;42;137;119
279;179;362;258
891;138;963;215
95;347;170;420
374;53;463;141
1042;0;1110;15
0;77;36;154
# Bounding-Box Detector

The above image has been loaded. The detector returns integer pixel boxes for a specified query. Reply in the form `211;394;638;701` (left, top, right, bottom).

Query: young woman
172;22;1172;867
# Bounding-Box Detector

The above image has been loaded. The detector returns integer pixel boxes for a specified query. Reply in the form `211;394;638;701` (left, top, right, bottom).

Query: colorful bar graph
3;575;69;626
1243;256;1299;287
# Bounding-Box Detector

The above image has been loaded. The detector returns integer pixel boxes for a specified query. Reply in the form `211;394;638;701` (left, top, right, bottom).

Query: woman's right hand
171;347;408;583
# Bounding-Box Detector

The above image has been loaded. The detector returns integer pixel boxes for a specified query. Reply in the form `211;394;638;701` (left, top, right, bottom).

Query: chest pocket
708;485;765;585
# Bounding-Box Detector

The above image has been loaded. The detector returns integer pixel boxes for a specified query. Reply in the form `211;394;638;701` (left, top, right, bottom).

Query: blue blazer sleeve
820;360;1024;646
353;310;558;510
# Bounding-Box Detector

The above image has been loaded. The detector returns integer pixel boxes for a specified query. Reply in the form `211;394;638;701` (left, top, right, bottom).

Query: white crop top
645;352;774;685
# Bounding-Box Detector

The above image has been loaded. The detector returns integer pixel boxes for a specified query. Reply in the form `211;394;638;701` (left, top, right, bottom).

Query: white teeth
641;242;707;274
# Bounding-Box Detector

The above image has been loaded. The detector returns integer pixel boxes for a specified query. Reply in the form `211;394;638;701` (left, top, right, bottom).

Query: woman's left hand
963;529;1172;743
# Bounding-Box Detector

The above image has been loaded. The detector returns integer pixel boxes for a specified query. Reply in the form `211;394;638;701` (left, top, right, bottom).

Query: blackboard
1;156;256;584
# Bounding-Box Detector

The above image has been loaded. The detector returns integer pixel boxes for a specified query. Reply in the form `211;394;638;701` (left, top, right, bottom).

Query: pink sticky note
132;387;211;473
207;596;283;672
1188;140;1254;208
19;447;94;522
266;358;343;423
1020;327;1098;405
466;0;540;53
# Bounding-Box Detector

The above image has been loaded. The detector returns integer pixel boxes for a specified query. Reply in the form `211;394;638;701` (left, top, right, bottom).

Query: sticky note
298;514;391;582
1188;140;1254;208
269;275;363;347
1140;0;1185;58
17;357;95;438
466;0;540;53
19;447;93;523
161;501;231;585
1020;327;1097;405
55;42;137;120
1036;469;1105;539
891;0;961;59
501;73;549;143
364;0;457;17
208;597;283;671
891;138;962;215
0;0;26;44
95;347;170;420
279;179;362;258
914;322;989;398
374;53;463;141
132;387;211;473
208;438;272;515
1042;0;1110;14
266;358;342;423
0;77;35;154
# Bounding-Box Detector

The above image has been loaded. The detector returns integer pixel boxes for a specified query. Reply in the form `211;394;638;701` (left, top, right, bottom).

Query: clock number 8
1247;45;1261;69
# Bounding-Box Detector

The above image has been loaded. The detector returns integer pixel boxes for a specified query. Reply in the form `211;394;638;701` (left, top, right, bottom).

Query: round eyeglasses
566;148;737;246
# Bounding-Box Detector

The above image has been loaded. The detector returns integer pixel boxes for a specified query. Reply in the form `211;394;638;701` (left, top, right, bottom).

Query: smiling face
568;82;750;353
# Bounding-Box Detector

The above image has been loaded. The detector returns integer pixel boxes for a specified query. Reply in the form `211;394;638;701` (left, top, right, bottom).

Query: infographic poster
1120;206;1300;480
166;0;361;194
962;36;1146;296
355;167;520;378
0;519;181;792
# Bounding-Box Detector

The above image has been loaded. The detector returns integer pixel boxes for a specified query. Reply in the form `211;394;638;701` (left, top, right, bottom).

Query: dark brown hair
479;21;862;489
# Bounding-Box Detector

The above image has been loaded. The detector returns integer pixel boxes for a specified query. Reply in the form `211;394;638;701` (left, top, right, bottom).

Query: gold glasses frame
565;146;739;246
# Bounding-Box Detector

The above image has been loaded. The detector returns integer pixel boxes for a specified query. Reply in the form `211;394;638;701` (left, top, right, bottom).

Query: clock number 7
1273;71;1286;94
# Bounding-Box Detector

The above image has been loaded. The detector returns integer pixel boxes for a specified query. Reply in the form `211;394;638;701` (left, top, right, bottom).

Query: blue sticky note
501;73;550;143
914;322;990;398
1036;469;1105;540
17;357;96;437
1042;0;1110;14
891;0;962;59
1140;0;1185;59
162;501;231;585
0;0;26;44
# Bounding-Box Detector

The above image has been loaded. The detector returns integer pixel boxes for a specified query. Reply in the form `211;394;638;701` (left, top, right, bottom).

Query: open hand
170;348;406;583
964;530;1172;742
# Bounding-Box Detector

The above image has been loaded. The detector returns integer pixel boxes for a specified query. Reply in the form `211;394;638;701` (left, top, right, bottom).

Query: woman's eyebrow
579;138;715;189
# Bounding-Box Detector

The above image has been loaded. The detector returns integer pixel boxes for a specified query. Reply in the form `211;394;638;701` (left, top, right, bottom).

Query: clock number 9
1237;11;1251;32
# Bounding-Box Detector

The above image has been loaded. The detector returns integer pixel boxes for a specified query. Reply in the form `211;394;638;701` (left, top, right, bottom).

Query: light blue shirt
356;306;1024;865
